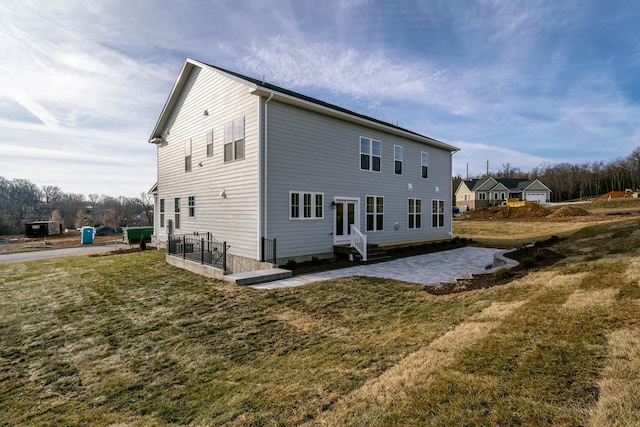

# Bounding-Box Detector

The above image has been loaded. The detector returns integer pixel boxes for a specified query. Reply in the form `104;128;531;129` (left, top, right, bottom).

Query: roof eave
148;59;198;143
251;87;459;153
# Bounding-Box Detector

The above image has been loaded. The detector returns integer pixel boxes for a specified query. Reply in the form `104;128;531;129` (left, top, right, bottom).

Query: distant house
455;178;551;210
149;58;459;271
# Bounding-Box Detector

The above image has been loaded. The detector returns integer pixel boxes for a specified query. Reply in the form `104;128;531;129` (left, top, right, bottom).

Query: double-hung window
290;191;323;219
206;129;214;157
160;199;165;228
421;151;429;179
184;139;192;172
224;118;245;162
432;200;444;228
188;196;195;218
360;137;381;172
394;145;403;175
366;196;384;231
408;198;422;229
174;198;181;229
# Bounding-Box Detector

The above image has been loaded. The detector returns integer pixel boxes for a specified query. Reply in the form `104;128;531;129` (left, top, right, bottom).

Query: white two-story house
149;58;459;269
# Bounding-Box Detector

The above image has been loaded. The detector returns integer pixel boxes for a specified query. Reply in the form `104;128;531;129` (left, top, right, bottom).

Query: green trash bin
81;226;95;244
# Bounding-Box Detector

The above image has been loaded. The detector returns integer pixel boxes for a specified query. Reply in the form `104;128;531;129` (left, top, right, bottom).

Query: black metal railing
261;237;277;264
167;234;228;271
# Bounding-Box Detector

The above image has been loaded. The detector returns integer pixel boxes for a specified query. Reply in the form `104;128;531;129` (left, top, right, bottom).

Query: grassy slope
1;218;640;425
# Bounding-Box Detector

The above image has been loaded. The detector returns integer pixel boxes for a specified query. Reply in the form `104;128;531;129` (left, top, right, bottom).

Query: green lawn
2;217;640;425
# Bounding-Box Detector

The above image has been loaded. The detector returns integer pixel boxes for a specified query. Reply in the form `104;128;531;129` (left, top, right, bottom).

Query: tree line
0;176;153;235
457;146;640;203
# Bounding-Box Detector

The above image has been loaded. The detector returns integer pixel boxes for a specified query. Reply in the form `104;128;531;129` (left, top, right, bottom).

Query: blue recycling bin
81;226;95;244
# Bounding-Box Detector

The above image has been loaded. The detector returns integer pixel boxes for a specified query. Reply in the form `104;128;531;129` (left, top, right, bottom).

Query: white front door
334;198;359;245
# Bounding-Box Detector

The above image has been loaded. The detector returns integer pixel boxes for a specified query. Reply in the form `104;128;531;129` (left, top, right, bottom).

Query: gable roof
458;178;551;194
149;58;459;153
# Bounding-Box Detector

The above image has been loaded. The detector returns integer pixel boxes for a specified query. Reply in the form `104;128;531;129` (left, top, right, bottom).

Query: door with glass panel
334;198;359;245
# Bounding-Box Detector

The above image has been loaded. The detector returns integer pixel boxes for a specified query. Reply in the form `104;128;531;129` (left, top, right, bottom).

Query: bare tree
138;192;154;226
101;208;118;229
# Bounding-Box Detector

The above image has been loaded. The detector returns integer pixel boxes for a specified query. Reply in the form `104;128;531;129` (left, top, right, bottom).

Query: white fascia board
148;60;197;143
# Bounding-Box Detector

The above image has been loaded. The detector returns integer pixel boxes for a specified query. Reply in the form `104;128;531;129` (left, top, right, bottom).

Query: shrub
139;237;147;251
285;259;297;269
533;252;546;262
493;268;512;280
521;257;535;268
311;256;320;265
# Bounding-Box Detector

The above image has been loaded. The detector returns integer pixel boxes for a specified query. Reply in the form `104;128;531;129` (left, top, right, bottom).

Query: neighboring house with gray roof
455;177;551;211
149;58;459;268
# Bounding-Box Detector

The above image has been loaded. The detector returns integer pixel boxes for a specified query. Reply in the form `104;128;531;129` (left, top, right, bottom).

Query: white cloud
0;0;638;197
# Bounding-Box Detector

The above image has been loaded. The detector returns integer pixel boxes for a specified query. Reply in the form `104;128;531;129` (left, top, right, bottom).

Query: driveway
250;246;513;289
0;243;128;264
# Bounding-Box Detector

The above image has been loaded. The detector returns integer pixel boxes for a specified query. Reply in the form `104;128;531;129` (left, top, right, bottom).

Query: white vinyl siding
155;65;260;259
264;100;453;259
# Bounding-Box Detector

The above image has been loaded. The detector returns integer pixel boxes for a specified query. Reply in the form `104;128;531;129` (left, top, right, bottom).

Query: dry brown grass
2;214;640;425
590;329;640;426
453;220;603;247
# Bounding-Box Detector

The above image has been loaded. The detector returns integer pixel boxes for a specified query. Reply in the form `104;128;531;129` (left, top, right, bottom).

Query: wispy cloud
0;0;638;195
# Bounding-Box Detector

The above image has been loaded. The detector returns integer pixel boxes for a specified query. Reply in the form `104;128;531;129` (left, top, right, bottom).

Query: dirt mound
547;206;592;218
598;191;627;200
462;204;551;220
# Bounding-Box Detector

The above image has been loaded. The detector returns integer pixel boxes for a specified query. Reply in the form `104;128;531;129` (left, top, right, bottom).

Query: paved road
0;243;129;264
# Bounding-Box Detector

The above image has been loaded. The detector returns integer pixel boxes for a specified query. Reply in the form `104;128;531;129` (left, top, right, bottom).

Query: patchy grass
2;216;640;425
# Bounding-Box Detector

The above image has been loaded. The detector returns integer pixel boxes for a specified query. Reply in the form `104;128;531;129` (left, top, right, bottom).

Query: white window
408;198;421;229
206;129;214;157
432;200;444;228
290;191;323;220
224;117;244;162
421;152;429;179
174;197;181;229
160;198;165;228
394;145;403;175
366;196;384;231
184;139;192;172
360;137;381;172
478;192;486;200
188;196;195;218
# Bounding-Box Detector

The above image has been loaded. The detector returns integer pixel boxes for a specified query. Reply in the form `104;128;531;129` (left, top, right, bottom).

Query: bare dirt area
454;202;640;222
457;204;617;222
0;232;121;254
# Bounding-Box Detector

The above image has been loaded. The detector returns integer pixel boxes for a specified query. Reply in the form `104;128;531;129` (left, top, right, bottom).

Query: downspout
264;92;274;241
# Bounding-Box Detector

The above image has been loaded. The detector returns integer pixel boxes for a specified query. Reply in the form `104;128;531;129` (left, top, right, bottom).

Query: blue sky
1;0;639;197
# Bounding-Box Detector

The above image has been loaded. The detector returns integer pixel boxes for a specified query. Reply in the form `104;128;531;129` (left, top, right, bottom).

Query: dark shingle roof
203;61;450;145
463;178;535;192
